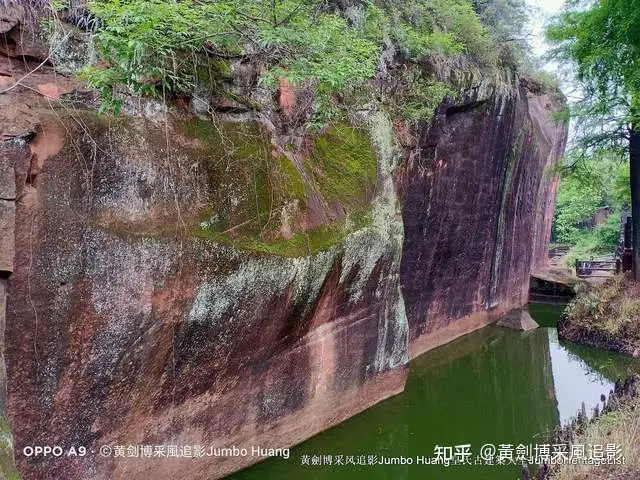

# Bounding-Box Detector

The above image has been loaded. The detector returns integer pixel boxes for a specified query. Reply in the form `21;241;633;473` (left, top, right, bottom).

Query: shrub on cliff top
79;0;382;114
73;0;501;118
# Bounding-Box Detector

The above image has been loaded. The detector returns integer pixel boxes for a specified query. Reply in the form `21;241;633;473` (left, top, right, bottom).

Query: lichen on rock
0;6;568;479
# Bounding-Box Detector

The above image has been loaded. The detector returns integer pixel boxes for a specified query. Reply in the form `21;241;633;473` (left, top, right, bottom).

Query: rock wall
2;51;410;480
397;83;567;358
0;12;566;480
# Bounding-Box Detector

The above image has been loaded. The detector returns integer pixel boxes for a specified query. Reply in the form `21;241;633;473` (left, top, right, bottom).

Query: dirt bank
558;273;640;357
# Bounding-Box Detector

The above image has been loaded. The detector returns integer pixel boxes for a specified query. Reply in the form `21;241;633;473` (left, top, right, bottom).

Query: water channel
230;303;640;479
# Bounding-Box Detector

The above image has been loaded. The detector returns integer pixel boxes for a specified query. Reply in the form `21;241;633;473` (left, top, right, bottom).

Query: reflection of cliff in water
231;326;560;480
231;312;640;480
399;326;560;480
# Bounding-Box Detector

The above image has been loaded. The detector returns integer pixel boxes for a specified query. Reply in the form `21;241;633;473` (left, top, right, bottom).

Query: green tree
473;0;528;43
553;149;628;266
547;0;640;279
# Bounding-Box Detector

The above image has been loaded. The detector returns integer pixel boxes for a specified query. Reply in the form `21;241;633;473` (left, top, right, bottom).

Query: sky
526;0;579;106
526;0;565;59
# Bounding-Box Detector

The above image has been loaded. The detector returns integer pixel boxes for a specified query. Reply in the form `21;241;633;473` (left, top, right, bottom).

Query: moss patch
185;119;377;257
277;155;307;207
309;123;378;209
349;208;374;230
193;207;373;257
182;119;300;235
195;60;232;88
0;415;19;480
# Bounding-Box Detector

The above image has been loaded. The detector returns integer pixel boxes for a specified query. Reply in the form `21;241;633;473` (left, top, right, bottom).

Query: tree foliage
564;213;621;267
553;149;628;266
473;0;528;43
554;149;628;244
377;0;495;60
473;0;530;69
81;0;381;114
75;0;520;117
548;0;640;116
547;0;640;139
547;0;640;277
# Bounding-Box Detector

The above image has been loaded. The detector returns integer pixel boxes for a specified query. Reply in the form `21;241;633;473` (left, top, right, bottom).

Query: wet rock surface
397;83;567;357
0;14;567;480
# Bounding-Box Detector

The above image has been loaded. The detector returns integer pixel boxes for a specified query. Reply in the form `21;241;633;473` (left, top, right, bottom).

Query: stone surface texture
496;310;540;331
396;83;567;357
0;12;567;480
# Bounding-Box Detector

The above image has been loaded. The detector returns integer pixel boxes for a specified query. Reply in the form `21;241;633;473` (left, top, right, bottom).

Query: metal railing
574;214;632;278
575;259;618;278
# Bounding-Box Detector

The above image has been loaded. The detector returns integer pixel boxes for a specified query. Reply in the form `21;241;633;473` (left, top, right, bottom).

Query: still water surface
230;303;640;479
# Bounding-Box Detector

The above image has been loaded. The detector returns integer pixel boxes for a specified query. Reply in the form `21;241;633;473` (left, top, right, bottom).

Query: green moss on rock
348;208;374;230
309;123;378;209
184;119;377;257
0;415;19;480
195;60;232;88
193;207;373;257
277;155;307;207
182;119;277;234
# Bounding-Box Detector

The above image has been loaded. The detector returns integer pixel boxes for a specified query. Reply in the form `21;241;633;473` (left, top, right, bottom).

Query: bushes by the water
559;273;640;357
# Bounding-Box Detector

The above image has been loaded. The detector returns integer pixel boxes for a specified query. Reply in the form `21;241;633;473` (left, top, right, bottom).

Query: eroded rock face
3;103;408;480
0;15;566;480
396;83;567;357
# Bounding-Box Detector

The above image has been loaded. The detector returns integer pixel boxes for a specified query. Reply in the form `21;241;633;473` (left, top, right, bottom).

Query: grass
550;395;640;480
560;273;640;356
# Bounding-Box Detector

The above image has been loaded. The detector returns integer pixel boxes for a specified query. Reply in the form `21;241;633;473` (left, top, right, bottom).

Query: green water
229;304;640;480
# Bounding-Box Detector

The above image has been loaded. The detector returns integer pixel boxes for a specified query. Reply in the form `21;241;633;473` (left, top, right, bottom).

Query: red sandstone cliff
0;8;566;480
397;84;568;357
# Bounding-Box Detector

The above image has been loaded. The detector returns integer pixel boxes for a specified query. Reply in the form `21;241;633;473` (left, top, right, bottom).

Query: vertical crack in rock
488;93;522;308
